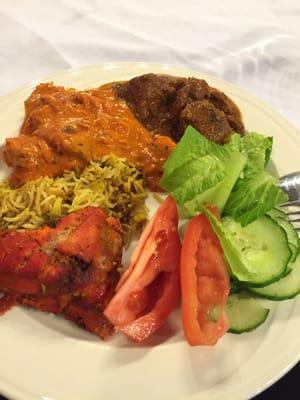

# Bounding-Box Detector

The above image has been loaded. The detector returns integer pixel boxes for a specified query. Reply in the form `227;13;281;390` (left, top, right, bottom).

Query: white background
0;0;299;130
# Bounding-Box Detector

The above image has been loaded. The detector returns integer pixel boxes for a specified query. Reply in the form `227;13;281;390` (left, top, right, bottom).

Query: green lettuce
241;133;272;173
160;127;287;224
183;151;246;216
223;172;288;225
223;133;287;225
163;125;229;176
160;126;246;214
161;155;224;196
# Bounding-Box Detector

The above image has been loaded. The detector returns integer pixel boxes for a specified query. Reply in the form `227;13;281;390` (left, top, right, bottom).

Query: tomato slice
104;196;181;342
181;206;230;346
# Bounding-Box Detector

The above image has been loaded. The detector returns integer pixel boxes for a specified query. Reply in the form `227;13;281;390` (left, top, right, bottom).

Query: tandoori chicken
0;207;123;338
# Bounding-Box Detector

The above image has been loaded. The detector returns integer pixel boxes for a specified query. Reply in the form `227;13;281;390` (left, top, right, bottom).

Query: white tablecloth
0;0;299;130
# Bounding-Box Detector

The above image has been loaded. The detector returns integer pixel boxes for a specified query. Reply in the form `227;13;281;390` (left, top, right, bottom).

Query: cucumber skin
229;309;270;334
248;287;300;301
247;278;300;301
230;265;292;293
243;265;289;288
267;209;300;263
289;244;299;263
211;294;271;334
248;253;300;300
233;264;292;292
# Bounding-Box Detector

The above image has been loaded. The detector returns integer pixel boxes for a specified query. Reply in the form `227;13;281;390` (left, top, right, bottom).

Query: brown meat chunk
115;73;185;135
179;100;231;144
208;87;245;134
115;73;245;144
171;77;210;116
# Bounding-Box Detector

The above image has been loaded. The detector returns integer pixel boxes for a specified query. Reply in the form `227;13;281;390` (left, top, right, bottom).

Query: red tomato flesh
181;206;229;346
104;196;181;342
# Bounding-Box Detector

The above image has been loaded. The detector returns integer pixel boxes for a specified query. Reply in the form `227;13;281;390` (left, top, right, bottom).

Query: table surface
0;1;299;399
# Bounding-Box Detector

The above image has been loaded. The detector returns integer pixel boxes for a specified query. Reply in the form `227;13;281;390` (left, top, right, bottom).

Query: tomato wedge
181;206;230;346
104;196;181;342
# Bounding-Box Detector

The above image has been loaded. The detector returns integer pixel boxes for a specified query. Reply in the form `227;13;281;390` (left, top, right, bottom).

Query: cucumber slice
267;208;285;219
248;253;300;300
223;216;291;286
211;294;270;333
204;208;291;286
267;209;299;262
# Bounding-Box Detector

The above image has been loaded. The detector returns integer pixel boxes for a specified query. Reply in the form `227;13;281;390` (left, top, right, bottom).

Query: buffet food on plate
0;73;299;345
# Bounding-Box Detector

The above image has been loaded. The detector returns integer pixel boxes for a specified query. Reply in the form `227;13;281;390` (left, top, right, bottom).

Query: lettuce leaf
161;155;224;195
223;171;288;225
201;207;255;283
239;133;273;176
223;133;286;225
183;151;246;215
160;126;246;213
163;125;230;176
161;126;286;224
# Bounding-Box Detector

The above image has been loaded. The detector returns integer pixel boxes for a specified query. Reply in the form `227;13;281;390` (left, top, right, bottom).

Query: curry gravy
4;83;175;190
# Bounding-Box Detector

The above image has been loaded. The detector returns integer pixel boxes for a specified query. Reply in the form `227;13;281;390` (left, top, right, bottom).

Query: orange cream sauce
4;83;175;190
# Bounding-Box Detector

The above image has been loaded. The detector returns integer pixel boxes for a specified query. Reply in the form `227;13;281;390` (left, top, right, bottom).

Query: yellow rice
0;155;148;240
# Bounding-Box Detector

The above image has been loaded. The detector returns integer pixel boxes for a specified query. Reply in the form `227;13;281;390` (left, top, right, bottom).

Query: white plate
0;62;299;400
